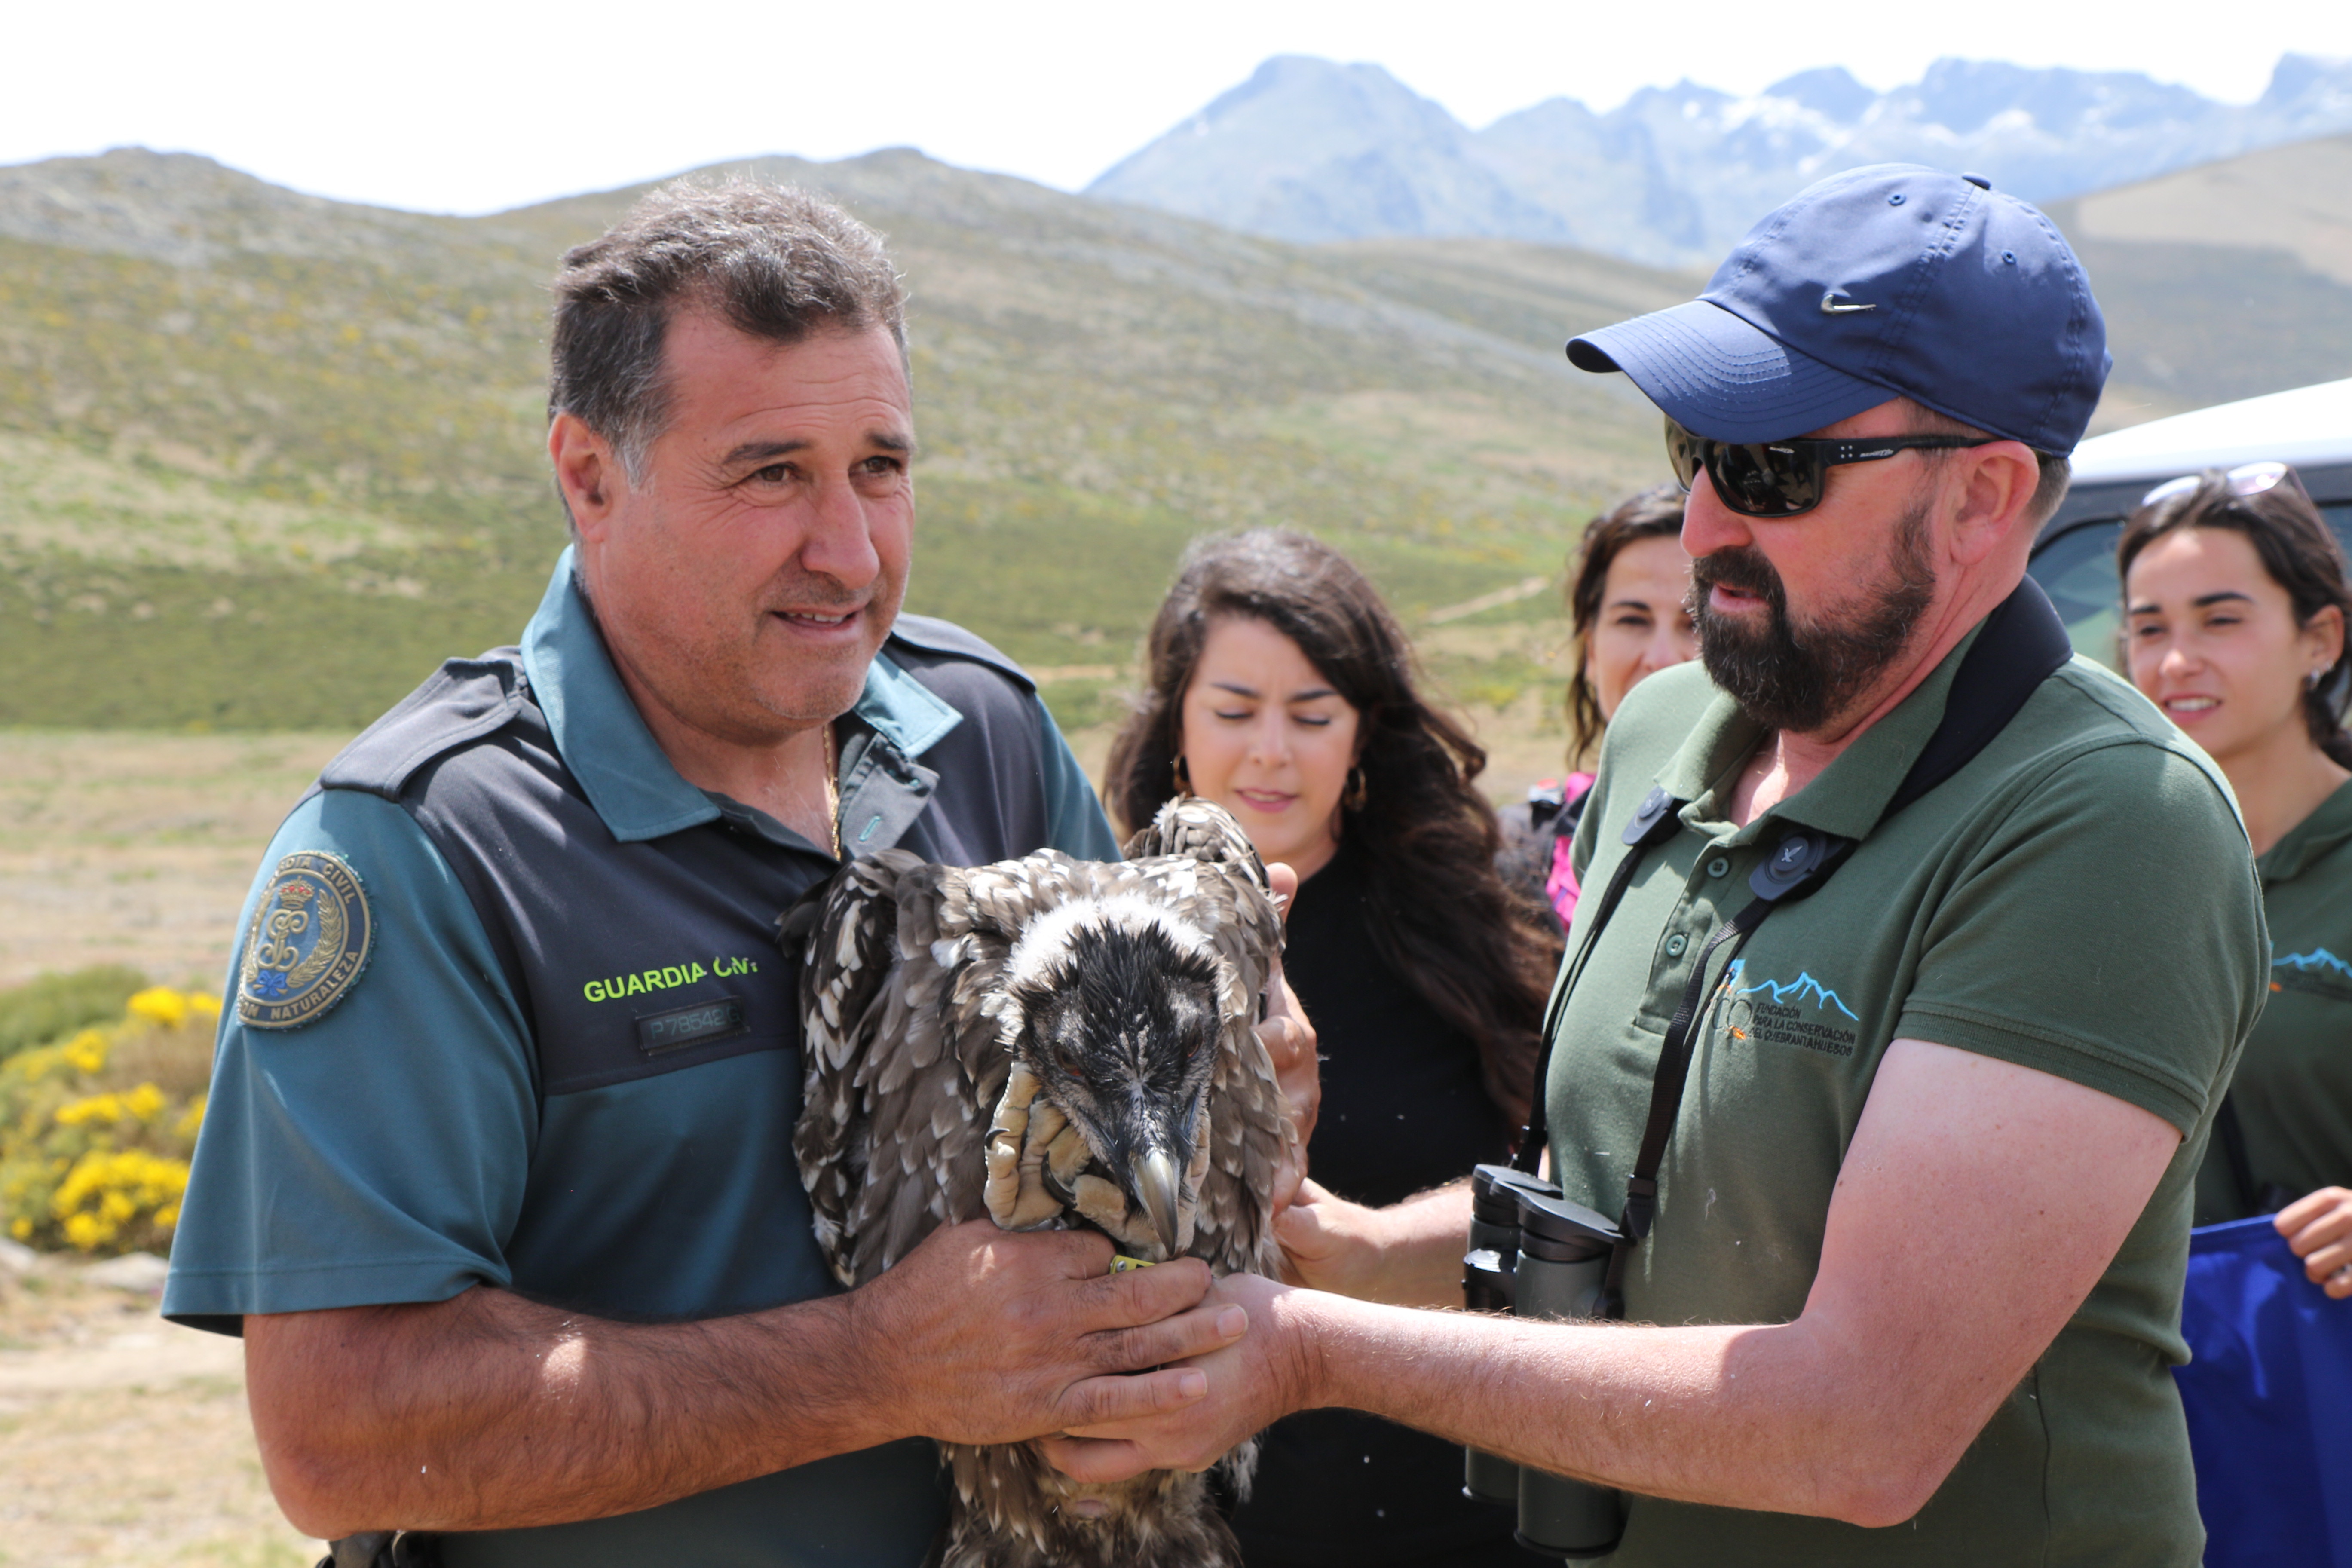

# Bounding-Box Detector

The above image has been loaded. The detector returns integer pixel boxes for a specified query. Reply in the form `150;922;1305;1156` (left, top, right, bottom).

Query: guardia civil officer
161;182;1309;1565
1045;165;2268;1567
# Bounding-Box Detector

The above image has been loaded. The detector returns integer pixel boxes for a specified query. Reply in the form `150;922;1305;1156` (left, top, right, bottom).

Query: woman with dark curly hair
2121;463;2352;1292
1495;486;1694;933
1104;529;1555;1568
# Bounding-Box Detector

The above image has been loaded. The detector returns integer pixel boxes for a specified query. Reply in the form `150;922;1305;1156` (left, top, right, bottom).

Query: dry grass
0;1263;319;1567
0;730;349;991
0;681;1572;997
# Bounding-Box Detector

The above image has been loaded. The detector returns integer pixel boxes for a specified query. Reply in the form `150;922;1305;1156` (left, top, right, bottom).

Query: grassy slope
2044;132;2352;429
0;148;1689;733
5;138;2348;735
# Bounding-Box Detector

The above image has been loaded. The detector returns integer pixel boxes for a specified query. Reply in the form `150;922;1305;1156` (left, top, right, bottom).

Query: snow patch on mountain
1088;53;2352;268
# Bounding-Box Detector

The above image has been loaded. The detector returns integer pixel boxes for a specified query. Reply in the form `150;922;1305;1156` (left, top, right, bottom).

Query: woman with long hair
1496;485;1695;932
2120;464;2352;1294
1104;529;1556;1568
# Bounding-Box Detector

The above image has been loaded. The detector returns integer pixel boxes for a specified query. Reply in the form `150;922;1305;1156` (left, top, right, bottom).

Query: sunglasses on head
1665;416;2001;518
2139;461;2308;511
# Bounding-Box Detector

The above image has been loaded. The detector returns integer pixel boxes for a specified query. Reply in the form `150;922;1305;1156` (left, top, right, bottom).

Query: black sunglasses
1666;416;2000;518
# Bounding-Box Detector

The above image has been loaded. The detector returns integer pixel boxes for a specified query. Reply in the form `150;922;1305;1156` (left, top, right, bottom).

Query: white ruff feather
1002;893;1213;988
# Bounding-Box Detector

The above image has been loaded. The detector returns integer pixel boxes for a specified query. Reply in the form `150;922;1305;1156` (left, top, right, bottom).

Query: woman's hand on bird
1259;863;1320;1212
1275;1178;1472;1307
2277;1185;2352;1299
1271;1178;1385;1292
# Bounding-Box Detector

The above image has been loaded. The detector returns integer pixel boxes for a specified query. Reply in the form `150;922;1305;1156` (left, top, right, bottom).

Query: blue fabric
2176;1216;2352;1568
1032;692;1121;863
1568;299;1890;447
164;790;539;1327
1569;164;2111;453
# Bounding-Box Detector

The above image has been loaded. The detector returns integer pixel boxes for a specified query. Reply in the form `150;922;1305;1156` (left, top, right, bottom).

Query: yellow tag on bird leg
1110;1255;1158;1274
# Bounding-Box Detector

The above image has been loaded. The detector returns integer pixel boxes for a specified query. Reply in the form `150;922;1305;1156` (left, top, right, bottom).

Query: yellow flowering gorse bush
0;986;215;1255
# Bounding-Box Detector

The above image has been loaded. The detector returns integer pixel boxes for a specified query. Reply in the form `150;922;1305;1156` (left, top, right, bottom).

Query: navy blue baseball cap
1568;165;2110;454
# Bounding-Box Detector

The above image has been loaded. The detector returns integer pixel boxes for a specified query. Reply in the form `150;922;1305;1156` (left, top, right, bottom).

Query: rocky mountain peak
1763;67;1877;124
1087;52;2352;268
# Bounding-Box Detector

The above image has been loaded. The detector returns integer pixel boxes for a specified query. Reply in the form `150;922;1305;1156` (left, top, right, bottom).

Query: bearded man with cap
1043;166;2268;1565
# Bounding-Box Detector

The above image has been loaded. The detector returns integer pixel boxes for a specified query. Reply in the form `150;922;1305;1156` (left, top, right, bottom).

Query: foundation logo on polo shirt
236;851;374;1029
2273;946;2352;1003
1718;959;1861;1058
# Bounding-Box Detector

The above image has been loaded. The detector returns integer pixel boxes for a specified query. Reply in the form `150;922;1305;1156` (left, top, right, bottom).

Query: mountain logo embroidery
2272;946;2352;1002
1819;290;1876;315
1730;962;1861;1020
1720;960;1862;1058
2275;947;2352;981
236;851;374;1030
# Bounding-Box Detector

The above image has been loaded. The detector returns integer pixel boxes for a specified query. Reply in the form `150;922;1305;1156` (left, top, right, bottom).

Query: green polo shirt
2196;778;2352;1224
1548;628;2266;1565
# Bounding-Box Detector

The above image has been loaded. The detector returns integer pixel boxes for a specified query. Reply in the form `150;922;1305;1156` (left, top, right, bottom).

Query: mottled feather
788;798;1291;1568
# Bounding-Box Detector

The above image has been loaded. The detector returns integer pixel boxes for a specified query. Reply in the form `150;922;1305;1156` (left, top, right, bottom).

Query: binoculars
1462;1163;1626;1559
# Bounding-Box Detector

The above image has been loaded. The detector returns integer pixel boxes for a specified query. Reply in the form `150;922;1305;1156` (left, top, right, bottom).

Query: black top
1222;839;1542;1567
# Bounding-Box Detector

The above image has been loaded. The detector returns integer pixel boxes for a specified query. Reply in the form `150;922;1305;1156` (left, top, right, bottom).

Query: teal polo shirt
165;551;1116;1565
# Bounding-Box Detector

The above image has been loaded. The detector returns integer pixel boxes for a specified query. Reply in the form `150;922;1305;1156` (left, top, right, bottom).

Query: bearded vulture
785;796;1294;1568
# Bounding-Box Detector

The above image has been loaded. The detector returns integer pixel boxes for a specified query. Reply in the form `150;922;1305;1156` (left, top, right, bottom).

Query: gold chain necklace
821;722;842;860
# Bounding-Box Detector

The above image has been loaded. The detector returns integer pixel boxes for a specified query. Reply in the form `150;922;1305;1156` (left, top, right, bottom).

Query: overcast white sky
7;0;2350;214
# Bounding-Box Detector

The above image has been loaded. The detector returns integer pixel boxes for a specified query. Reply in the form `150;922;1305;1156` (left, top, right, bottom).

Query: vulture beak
1130;1145;1184;1256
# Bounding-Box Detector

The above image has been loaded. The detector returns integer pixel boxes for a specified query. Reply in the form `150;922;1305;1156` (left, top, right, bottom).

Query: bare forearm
1280;1178;1475;1308
1060;1046;2179;1528
1295;1292;1938;1526
249;1224;1246;1540
246;1285;893;1537
1365;1181;1476;1308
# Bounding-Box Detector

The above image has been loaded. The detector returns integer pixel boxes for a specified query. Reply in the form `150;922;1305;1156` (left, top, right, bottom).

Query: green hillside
0;147;1688;734
6;139;2346;738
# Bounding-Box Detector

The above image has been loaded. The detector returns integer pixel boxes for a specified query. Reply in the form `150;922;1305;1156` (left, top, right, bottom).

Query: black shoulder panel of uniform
319;649;529;800
885;614;1036;693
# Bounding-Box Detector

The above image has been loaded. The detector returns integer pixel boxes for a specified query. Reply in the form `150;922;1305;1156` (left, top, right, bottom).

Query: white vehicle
2027;378;2352;664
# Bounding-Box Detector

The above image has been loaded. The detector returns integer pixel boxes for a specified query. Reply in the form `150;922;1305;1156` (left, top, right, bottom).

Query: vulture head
986;895;1229;1258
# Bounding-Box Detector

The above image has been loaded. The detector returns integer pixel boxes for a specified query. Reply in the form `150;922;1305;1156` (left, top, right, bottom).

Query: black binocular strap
1599;837;1850;1314
1515;575;2076;1301
1511;795;1684;1174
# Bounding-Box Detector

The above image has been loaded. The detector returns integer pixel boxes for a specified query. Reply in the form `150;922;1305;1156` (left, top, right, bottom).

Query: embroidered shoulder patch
236;851;374;1030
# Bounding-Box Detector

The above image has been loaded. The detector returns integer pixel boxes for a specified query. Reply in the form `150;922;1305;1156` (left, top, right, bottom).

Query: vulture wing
789;802;1292;1568
793;848;1008;1287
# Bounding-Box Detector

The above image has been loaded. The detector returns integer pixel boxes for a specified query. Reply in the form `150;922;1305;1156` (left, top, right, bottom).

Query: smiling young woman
1104;530;1556;1568
2120;466;2352;1292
